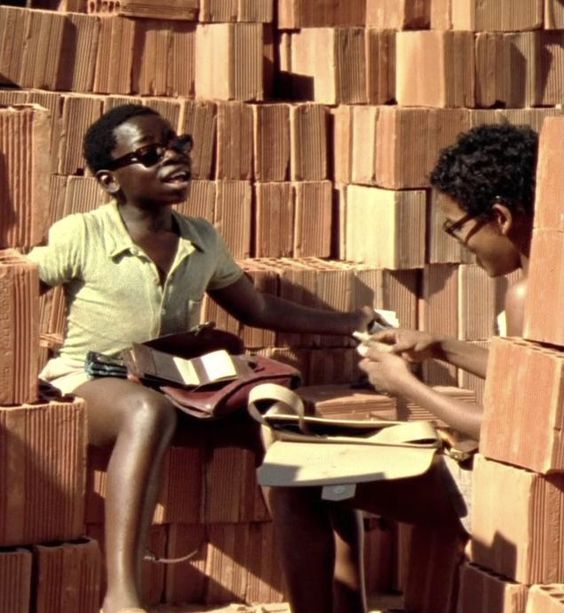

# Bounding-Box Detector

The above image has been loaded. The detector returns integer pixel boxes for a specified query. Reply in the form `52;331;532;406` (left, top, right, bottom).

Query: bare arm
372;329;489;378
432;337;489;378
359;349;482;439
208;274;372;335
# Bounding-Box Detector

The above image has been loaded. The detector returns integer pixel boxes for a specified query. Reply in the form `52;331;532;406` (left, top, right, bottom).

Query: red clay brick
195;23;271;101
451;0;543;31
397;31;475;107
57;12;100;92
366;29;396;105
345;185;426;269
475;32;540;108
331;105;354;185
0;251;39;405
20;9;66;90
526;584;564;611
458;264;506;341
374;106;471;189
458;562;528;613
482;337;564;473
33;538;101;613
57;94;103;175
175;180;216;221
532;116;564;231
200;0;273;23
0;548;31;613
290;103;328;181
0;7;27;87
367;0;430;28
350;105;379;185
204;522;285;605
215;101;254;180
293;181;332;258
88;0;198;19
252;103;291;182
238;265;278;348
297;384;398;420
419;264;458;337
254;183;294;258
203;447;269;524
214;181;252;258
165;523;207;604
178;99;217;180
0;105;51;250
93;15;136;94
471;454;564;584
545;0;564;28
288;27;367;105
353;267;419;330
0;399;87;546
524;229;564;346
277;0;365;28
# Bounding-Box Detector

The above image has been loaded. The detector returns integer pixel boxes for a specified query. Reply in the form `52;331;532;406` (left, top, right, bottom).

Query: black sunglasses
106;133;193;171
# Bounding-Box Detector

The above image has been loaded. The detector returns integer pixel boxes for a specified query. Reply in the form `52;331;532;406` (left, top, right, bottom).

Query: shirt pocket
186;296;204;330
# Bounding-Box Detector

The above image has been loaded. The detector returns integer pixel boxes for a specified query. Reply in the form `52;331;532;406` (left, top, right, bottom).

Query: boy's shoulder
504;277;527;336
173;213;220;245
53;202;113;226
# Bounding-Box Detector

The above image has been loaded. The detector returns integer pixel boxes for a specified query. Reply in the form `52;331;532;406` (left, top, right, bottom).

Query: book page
172;350;238;385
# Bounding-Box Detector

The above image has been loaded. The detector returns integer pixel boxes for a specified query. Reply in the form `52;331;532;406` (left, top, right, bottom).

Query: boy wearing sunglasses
27;104;373;613
267;123;539;613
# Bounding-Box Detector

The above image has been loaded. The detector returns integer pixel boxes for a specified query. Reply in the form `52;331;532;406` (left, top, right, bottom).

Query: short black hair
430;123;538;218
83;104;159;173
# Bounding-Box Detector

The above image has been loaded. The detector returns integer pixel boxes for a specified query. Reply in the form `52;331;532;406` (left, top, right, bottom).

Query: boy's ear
96;169;121;195
491;201;513;235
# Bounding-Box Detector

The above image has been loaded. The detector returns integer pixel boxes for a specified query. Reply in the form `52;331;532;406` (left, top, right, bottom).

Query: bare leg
403;523;466;613
74;378;177;613
331;507;367;613
269;459;467;613
267;487;335;613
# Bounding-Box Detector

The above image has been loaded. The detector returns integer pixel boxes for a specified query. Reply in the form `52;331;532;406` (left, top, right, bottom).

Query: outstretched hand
369;328;440;363
358;348;415;396
355;305;378;332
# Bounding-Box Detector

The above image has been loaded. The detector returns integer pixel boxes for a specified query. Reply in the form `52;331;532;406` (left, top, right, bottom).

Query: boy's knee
128;392;177;434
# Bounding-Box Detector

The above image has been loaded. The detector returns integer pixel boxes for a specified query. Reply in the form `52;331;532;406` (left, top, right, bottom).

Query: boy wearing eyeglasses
360;122;537;439
268;123;539;613
27;104;373;613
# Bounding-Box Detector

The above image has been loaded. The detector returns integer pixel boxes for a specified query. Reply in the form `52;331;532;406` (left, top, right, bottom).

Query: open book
123;344;253;388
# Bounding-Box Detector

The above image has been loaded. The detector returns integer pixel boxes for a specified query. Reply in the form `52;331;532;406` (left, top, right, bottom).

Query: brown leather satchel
122;325;302;419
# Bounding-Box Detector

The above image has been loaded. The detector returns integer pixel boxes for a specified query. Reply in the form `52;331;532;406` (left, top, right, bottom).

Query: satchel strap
248;383;440;449
248;383;310;433
144;548;198;564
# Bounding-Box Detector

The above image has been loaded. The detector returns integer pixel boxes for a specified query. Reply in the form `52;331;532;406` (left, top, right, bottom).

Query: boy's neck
118;201;175;233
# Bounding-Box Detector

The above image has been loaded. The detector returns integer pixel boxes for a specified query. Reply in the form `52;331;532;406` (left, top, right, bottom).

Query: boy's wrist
432;335;455;360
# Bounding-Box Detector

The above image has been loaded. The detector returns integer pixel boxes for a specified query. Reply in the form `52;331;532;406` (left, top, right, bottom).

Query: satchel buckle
190;321;216;335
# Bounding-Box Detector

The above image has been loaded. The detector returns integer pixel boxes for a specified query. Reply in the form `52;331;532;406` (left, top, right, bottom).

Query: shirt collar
104;201;204;258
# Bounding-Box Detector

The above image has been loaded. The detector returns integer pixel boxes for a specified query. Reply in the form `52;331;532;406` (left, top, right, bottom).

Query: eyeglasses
442;213;477;240
106;133;193;171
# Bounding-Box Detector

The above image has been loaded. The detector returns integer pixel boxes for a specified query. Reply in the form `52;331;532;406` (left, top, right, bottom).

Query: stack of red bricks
0;105;101;613
457;115;564;613
2;0;564;610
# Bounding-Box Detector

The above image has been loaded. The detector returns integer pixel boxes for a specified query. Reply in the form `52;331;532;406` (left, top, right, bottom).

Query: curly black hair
83;104;159;173
430;123;538;218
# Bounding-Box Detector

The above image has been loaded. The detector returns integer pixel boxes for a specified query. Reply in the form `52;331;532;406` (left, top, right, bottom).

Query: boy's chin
164;184;190;204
